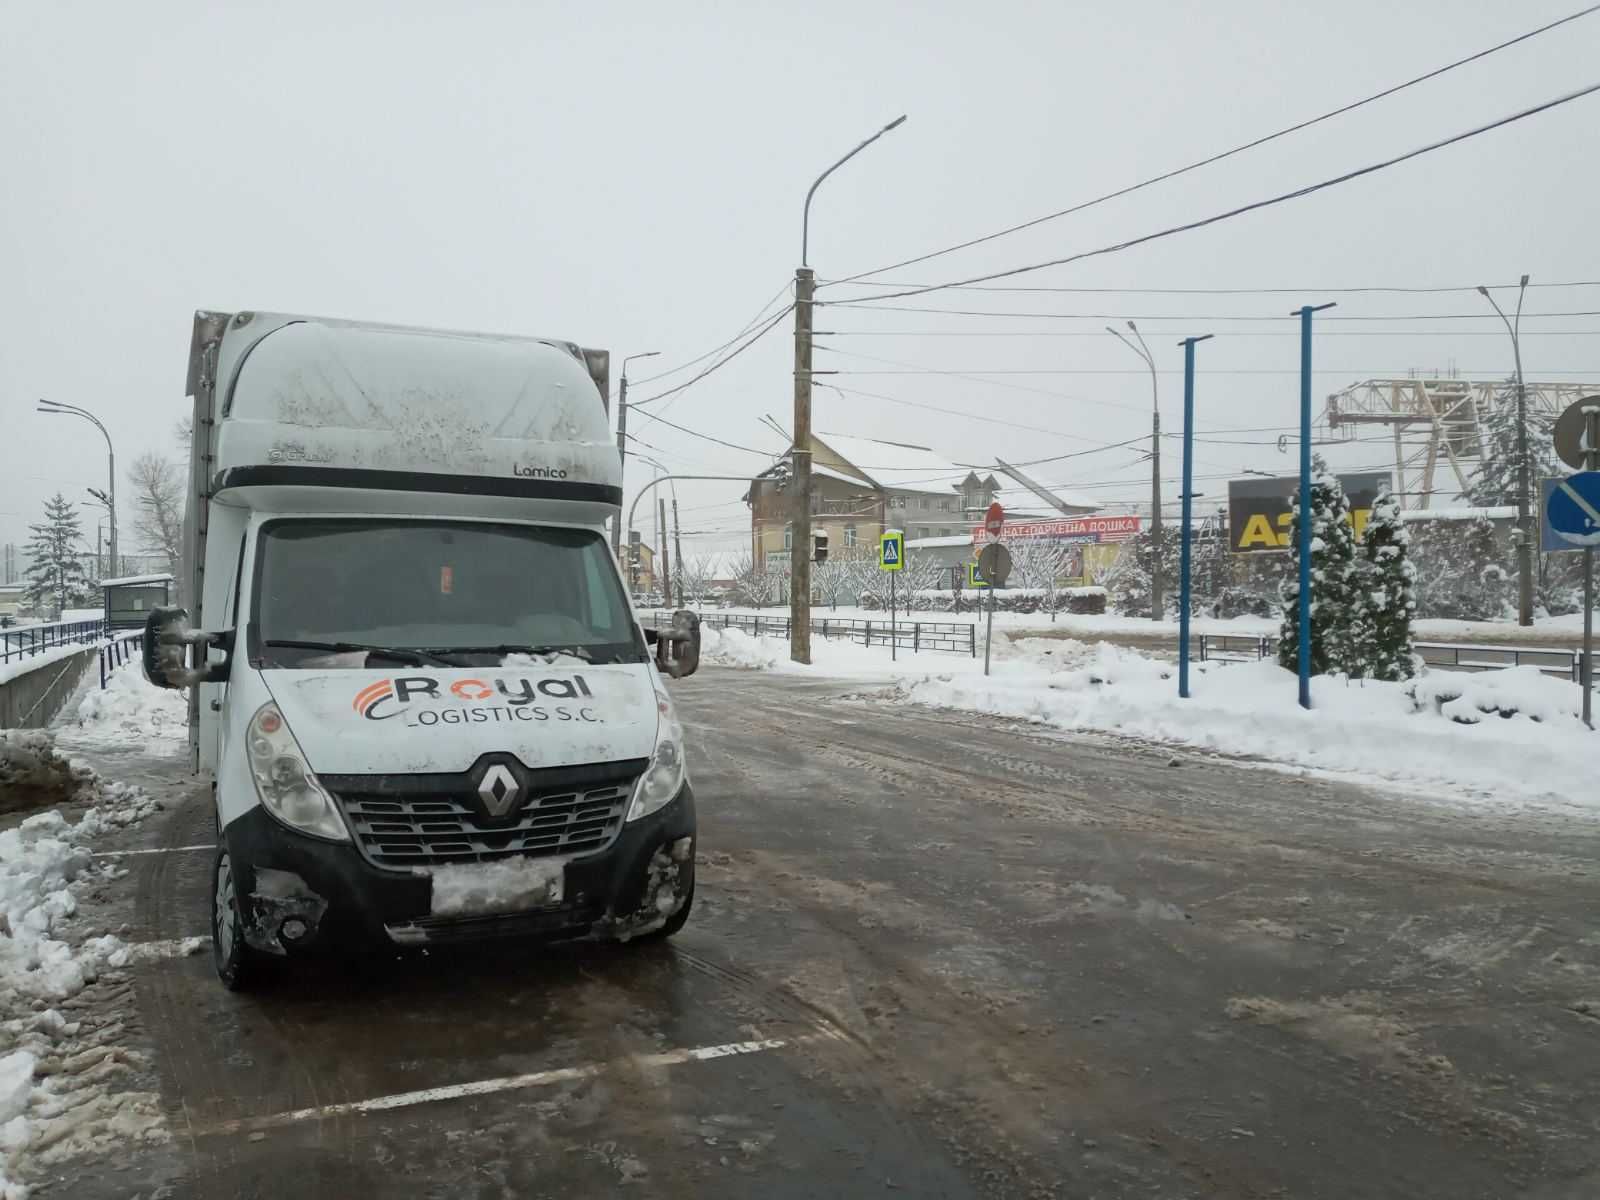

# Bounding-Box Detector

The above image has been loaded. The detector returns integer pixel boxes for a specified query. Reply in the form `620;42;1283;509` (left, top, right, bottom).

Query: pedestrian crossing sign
879;530;904;572
966;561;989;588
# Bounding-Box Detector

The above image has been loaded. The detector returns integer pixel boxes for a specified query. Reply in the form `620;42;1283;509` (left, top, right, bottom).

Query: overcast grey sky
3;0;1597;565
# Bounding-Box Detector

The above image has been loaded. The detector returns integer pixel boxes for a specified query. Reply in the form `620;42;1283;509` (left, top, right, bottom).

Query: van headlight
246;702;349;841
627;685;688;822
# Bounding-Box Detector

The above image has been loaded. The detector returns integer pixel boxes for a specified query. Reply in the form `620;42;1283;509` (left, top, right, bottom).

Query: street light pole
1478;276;1534;626
793;113;906;665
38;400;115;576
1108;322;1162;619
613;351;661;556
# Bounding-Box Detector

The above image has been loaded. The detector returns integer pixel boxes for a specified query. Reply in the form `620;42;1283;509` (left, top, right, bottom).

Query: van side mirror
143;606;234;688
653;609;701;679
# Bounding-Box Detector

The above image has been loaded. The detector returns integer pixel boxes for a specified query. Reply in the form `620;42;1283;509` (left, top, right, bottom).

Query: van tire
212;845;263;992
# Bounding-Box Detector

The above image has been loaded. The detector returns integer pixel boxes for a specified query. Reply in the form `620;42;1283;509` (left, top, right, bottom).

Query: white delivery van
143;310;701;990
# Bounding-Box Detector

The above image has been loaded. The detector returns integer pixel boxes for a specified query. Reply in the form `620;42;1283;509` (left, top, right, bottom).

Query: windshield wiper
261;639;461;668
433;644;595;662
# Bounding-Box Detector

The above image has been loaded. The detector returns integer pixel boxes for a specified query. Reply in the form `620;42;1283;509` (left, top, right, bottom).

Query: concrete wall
0;646;98;729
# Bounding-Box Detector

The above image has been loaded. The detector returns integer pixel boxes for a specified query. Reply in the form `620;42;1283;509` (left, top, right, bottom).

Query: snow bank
0;643;93;689
65;665;188;752
700;626;786;671
898;647;1597;808
0;733;165;1197
694;620;1597;807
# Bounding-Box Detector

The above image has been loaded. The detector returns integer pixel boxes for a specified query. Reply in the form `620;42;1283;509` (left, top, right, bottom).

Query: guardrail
655;611;978;657
98;631;143;688
1198;632;1591;685
1;618;107;666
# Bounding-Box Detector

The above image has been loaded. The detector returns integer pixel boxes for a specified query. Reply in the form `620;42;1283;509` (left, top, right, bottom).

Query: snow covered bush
1277;456;1360;677
1355;490;1417;681
1104;527;1181;617
1403;666;1581;725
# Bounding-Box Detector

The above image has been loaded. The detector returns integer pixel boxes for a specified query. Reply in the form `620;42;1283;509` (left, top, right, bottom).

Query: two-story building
746;433;1004;572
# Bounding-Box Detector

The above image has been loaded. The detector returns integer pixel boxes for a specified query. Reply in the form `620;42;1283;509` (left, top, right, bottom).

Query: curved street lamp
792;114;907;664
38;399;116;577
1477;275;1533;626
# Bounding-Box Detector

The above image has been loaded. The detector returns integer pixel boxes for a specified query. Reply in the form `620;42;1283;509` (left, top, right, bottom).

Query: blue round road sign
1545;471;1600;547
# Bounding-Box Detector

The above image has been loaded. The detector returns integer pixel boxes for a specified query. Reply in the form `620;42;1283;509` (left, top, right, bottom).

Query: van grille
332;767;641;870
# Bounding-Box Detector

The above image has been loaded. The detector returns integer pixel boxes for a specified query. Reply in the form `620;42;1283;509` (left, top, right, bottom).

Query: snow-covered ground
698;626;1597;811
691;604;1600;646
61;664;189;752
0;667;186;1198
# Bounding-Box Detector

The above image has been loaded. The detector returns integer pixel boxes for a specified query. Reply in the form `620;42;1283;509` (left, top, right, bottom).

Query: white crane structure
1323;375;1592;508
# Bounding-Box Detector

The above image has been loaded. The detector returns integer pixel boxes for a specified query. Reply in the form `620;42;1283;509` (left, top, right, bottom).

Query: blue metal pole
1177;333;1213;699
1294;302;1336;710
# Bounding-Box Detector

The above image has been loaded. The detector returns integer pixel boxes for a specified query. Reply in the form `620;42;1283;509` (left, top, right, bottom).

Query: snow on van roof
100;573;174;588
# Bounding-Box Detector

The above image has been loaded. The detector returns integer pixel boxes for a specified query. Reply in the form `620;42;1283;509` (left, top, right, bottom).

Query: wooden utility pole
671;496;685;608
658;498;671;609
612;372;630;555
790;266;815;664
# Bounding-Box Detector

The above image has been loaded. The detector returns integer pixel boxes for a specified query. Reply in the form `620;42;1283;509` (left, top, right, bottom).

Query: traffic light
813;530;829;563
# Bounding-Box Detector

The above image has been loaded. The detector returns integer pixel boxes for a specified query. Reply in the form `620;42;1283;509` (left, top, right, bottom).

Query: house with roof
745;433;1100;574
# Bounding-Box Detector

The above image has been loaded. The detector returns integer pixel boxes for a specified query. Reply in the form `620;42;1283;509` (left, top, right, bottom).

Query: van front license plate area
426;857;566;919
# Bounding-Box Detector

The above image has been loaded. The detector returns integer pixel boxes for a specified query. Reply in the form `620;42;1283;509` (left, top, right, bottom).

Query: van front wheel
212;845;264;992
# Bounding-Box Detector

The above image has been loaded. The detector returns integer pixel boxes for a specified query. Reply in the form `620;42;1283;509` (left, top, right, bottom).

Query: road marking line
93;844;213;857
196;1037;790;1136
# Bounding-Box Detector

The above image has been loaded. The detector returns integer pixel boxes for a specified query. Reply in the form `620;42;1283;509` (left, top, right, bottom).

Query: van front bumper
221;785;695;953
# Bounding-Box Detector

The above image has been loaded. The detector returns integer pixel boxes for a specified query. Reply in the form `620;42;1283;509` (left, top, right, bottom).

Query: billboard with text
1227;472;1390;553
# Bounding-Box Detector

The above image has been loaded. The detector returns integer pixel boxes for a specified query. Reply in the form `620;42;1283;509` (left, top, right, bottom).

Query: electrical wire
830;367;1600;376
819;303;1600;321
627;280;793;387
815;381;1149;445
628;304;793;411
813;327;1600;338
828;80;1600;304
813;345;1141;411
823;5;1600;288
626;406;779;457
817;279;1600;296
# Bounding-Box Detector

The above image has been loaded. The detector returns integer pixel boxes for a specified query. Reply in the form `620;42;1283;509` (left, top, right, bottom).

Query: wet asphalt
34;667;1600;1199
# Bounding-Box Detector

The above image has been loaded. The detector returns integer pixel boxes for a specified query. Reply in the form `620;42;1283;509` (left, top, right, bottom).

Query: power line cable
820;303;1600;321
629;304;793;411
815;327;1600;338
827;80;1600;304
628;279;793;387
818;278;1600;296
824;5;1600;288
816;381;1150;443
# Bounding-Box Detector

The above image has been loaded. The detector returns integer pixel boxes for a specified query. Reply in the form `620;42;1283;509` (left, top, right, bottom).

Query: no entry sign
984;502;1005;538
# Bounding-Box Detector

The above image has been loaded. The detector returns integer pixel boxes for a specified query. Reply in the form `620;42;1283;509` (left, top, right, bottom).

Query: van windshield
253;519;647;668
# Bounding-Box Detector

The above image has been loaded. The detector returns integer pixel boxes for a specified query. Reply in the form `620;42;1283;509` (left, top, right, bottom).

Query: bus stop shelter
101;573;173;631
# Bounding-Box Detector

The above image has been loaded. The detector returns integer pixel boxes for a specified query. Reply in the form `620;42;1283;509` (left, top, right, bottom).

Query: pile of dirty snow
699;626;787;671
0;734;167;1197
0;732;80;818
66;666;188;751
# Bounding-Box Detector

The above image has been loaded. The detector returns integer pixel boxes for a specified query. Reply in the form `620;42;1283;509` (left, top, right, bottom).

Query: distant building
0;583;25;624
746;433;1006;573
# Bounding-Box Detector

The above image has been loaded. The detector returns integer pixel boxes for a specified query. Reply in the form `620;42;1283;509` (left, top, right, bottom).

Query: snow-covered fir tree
23;493;93;618
1105;526;1181;617
1277;456;1359;676
1467;382;1558;509
1356;490;1416;680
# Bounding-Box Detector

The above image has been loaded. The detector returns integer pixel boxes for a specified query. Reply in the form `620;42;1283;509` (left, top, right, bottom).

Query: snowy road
34;668;1600;1198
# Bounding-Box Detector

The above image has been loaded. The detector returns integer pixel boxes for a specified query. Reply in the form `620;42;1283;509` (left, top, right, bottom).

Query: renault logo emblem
477;764;522;818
